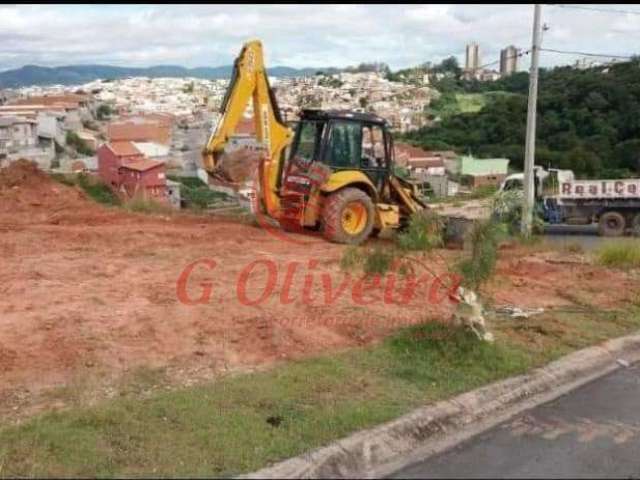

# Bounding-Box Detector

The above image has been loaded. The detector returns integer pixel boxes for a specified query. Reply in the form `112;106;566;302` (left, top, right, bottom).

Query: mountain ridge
0;63;336;88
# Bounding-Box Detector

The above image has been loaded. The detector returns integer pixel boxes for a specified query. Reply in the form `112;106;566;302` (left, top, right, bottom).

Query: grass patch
76;174;120;206
596;239;640;269
339;245;401;275
167;175;229;210
455;93;486;113
49;173;76;187
1;305;639;477
50;173;120;206
340;246;365;271
124;198;173;215
0;322;530;478
428;92;487;119
363;246;397;275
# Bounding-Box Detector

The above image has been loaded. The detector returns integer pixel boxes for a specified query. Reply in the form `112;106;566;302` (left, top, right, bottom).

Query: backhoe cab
202;39;426;245
280;109;426;244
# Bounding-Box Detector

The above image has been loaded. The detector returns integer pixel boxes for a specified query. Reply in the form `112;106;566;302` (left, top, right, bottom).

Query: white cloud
0;4;638;72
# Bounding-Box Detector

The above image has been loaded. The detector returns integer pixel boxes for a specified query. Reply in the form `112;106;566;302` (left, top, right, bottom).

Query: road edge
240;332;640;479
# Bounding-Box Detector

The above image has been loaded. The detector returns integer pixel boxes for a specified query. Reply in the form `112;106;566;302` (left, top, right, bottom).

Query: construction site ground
1;160;639;434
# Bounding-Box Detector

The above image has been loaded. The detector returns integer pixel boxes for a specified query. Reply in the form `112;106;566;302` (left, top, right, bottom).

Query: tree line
404;58;640;179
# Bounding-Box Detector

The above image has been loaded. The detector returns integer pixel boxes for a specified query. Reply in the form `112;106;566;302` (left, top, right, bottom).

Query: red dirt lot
0;161;458;419
0;160;636;421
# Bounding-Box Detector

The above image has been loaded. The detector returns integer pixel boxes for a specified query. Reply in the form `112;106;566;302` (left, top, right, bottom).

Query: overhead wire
551;4;640;16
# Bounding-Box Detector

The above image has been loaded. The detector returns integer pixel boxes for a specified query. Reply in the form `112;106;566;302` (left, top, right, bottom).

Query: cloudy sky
1;4;639;72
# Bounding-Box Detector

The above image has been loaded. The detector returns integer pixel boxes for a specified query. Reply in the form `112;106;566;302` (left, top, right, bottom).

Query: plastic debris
617;359;630;368
452;286;494;343
494;305;545;319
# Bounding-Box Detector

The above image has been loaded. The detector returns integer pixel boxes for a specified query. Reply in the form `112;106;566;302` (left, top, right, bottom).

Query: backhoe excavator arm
202;40;293;217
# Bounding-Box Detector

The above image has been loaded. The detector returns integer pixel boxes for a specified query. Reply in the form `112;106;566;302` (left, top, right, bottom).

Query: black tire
631;213;640;237
598;211;626;237
321;188;375;245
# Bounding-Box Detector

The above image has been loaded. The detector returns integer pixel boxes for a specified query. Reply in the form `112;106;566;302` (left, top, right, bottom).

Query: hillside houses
273;71;434;132
97;140;179;207
0;115;55;169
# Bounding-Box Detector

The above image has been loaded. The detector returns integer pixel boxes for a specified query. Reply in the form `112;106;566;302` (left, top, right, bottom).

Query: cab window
361;124;386;169
327;120;361;168
291;120;325;167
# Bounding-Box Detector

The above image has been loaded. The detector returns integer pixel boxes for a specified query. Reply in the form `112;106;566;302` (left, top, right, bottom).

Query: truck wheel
598;211;626;237
321;188;375;245
631;214;640;237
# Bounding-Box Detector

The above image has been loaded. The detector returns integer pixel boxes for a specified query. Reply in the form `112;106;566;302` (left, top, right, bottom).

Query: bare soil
0;160;636;422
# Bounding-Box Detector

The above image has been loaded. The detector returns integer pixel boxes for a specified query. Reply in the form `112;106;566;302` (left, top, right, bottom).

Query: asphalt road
389;363;640;479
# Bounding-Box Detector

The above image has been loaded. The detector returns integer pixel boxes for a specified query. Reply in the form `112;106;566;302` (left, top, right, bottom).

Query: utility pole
521;4;543;236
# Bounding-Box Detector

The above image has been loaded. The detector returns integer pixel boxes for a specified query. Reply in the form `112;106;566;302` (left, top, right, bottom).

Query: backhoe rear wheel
321;188;375;245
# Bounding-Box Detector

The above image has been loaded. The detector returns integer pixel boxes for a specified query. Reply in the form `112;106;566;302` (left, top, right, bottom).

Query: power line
540;47;634;60
552;4;640;16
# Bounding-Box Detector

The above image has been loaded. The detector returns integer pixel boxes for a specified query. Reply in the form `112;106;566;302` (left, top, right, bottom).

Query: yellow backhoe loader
202;40;427;244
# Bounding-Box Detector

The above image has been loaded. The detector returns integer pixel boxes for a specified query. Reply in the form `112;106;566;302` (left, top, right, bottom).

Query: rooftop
9;94;87;108
460;155;510;176
120;159;165;172
0;116;36;127
106;141;142;157
107;121;171;145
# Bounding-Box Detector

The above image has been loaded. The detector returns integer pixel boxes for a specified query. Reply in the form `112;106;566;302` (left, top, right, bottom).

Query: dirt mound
0;158;52;189
0;159;110;225
215;149;261;183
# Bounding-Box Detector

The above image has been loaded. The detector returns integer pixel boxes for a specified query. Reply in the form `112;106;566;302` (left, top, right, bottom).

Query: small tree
96;104;112;121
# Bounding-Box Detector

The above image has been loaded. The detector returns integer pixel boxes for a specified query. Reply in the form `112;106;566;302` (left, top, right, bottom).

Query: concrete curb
241;332;640;479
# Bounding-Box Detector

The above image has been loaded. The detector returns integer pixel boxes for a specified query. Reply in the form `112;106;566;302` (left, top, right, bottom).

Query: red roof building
97;141;144;187
394;142;446;173
107;121;171;145
97;140;169;203
9;94;88;109
118;160;167;202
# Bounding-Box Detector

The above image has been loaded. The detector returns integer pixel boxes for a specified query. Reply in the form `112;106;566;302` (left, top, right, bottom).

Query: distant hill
0;64;326;88
404;59;640;178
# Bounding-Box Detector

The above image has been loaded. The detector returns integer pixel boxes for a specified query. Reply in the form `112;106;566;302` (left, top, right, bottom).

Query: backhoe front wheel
321;188;375;245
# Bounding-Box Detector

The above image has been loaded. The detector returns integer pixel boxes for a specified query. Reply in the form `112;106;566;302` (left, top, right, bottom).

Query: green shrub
363;246;398;275
596;240;640;269
167;175;228;210
50;173;76;187
76;173;120;206
396;211;444;251
340;246;365;271
96;104;112;120
492;189;544;236
456;219;507;290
